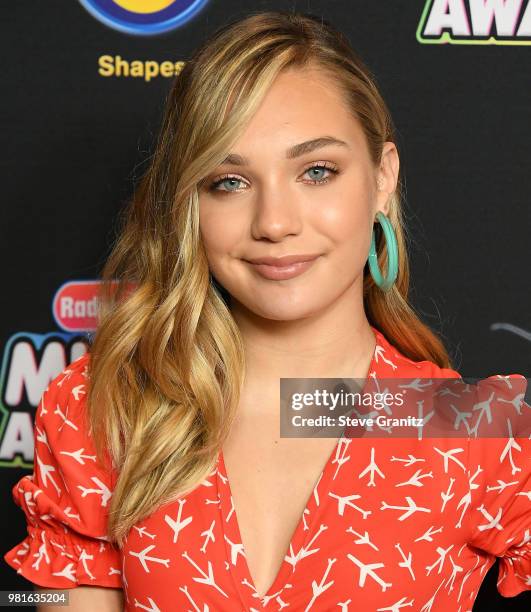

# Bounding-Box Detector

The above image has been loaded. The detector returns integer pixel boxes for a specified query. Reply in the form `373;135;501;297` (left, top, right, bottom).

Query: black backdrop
2;1;530;609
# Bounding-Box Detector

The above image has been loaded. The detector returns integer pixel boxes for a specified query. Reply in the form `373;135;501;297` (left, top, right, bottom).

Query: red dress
4;326;531;611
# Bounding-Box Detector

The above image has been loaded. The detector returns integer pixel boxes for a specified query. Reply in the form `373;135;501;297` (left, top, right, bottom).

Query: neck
229;287;376;386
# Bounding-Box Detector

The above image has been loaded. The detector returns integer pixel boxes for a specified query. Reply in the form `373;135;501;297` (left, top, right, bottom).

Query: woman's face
198;66;398;320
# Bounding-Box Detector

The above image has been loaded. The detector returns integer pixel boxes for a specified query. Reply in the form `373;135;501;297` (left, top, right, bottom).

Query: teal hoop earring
367;211;398;292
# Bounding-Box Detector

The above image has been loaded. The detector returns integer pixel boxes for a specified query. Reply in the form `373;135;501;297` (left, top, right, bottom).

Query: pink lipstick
244;254;321;280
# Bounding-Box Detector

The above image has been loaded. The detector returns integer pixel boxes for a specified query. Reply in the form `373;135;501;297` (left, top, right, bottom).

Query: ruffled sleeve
465;373;531;597
3;354;123;589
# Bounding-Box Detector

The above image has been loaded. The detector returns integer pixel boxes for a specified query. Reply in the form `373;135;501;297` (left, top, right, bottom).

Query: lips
244;254;320;280
245;254;320;266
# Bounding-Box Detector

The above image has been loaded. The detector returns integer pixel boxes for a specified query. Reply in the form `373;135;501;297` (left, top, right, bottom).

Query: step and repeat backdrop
1;1;530;609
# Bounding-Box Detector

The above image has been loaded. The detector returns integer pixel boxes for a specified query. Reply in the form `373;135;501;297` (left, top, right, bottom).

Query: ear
375;142;400;216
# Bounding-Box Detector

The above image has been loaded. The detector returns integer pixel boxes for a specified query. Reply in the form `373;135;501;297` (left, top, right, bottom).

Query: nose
250;183;303;242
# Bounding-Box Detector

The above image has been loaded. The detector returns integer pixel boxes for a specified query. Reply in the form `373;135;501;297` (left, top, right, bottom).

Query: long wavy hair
88;10;455;546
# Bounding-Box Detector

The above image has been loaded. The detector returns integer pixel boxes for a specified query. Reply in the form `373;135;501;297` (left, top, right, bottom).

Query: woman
4;10;530;611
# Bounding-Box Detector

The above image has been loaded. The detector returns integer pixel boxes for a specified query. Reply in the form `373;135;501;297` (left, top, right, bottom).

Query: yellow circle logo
78;0;209;35
113;1;174;13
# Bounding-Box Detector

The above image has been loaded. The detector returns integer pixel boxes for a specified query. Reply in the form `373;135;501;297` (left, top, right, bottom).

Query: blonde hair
88;10;455;546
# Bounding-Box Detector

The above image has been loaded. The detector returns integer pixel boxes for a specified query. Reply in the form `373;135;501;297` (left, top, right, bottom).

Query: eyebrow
219;136;349;166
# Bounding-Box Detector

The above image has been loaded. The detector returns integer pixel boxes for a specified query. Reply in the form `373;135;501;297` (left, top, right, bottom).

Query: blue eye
219;178;243;191
306;167;327;181
209;176;246;192
303;163;339;184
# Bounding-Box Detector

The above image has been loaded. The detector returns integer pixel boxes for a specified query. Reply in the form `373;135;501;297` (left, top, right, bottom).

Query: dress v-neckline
216;326;383;608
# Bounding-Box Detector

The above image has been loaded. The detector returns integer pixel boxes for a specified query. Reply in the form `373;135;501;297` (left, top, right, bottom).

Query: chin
250;298;323;321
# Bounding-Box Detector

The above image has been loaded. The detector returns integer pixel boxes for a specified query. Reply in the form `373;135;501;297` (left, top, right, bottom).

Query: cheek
313;192;372;247
199;205;241;261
